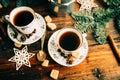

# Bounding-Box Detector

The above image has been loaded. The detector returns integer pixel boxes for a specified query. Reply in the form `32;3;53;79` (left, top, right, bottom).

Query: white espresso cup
57;27;83;54
4;6;36;34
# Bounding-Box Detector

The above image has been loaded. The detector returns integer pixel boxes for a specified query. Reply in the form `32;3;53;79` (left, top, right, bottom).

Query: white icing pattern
77;0;98;11
8;46;35;70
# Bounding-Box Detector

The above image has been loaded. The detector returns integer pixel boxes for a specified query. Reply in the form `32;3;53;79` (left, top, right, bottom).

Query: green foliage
115;15;120;34
72;9;107;44
0;0;9;7
104;0;120;7
16;0;27;6
0;0;47;7
72;10;94;33
16;0;41;6
72;1;120;44
93;24;107;44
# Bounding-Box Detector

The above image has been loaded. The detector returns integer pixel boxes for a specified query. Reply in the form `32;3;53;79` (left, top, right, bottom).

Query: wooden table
0;1;120;80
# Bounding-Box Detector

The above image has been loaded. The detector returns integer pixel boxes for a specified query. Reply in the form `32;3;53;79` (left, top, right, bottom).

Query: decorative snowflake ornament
8;46;35;70
77;0;98;11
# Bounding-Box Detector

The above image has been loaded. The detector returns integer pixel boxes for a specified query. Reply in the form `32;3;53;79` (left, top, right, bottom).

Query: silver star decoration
77;0;98;11
8;46;35;70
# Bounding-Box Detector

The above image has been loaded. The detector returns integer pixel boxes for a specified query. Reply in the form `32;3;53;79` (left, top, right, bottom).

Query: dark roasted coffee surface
13;11;34;26
59;31;80;51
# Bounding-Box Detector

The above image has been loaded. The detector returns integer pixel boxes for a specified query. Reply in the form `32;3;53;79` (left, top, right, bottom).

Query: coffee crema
59;31;80;51
13;11;34;26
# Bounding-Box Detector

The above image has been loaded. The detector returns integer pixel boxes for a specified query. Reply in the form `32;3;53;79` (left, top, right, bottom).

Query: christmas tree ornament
77;0;98;11
8;46;35;70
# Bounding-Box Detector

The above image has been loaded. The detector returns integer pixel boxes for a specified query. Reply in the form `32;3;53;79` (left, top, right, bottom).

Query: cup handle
4;15;20;35
4;15;15;28
4;15;10;22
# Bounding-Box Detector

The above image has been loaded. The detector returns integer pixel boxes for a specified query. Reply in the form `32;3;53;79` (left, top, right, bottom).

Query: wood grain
0;0;120;80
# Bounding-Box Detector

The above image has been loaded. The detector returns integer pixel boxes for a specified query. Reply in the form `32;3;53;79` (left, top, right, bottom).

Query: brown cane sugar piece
50;69;59;80
14;42;22;48
47;23;57;30
41;59;49;67
0;16;4;23
37;50;46;61
57;0;61;4
45;15;52;23
0;4;2;8
54;6;59;13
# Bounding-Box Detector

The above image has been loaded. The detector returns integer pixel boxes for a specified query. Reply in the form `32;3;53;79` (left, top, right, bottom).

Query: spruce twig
72;7;120;44
0;0;9;7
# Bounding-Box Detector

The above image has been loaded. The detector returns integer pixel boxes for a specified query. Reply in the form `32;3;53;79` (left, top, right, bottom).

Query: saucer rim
7;13;46;45
48;30;88;67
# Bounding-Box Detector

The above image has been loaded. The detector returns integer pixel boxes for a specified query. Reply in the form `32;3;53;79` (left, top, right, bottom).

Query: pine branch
16;0;27;6
72;10;95;33
72;10;94;22
115;15;120;33
0;0;9;7
75;21;95;33
103;0;120;7
0;0;46;7
72;8;119;44
93;24;107;44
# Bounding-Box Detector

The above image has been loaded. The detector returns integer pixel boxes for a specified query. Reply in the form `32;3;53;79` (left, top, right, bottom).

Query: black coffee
13;11;34;26
59;31;80;51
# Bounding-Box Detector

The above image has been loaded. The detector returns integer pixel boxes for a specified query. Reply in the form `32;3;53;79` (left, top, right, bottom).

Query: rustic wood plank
0;0;120;80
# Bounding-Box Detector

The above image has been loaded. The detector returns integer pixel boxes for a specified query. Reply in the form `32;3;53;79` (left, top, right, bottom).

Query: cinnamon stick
0;36;2;41
108;35;120;64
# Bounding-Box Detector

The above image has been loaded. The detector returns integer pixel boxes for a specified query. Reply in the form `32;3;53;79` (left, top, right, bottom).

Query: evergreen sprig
72;10;94;33
16;0;41;6
72;0;120;44
72;6;120;44
0;0;46;7
0;0;9;7
115;15;120;33
93;23;107;44
103;0;120;7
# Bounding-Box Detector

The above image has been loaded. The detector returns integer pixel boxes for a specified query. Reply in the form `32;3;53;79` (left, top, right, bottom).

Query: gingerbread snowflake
77;0;98;11
8;46;35;70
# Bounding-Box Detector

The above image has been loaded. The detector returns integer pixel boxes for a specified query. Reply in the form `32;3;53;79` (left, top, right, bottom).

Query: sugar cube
50;69;59;79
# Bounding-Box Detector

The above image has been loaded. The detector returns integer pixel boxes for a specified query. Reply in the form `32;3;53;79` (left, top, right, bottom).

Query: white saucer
48;30;88;67
7;13;46;45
